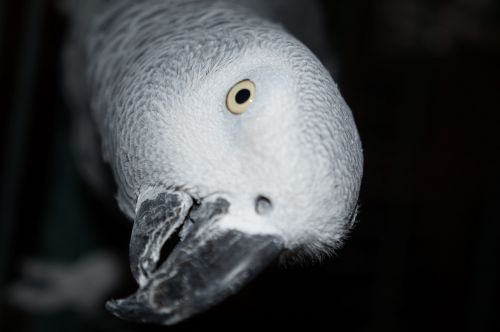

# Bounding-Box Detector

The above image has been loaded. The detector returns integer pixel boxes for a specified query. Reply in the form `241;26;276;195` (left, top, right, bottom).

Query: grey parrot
62;0;363;325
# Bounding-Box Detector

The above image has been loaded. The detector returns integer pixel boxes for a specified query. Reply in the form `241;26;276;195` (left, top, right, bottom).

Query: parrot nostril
255;196;273;215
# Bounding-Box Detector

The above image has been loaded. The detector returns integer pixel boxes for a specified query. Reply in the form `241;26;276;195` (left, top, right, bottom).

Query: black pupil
235;89;251;104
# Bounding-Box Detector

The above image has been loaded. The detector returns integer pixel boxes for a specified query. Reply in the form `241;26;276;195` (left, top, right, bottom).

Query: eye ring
226;79;256;114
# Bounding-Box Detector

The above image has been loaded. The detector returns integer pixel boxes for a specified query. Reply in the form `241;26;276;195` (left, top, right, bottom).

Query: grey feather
63;0;363;324
64;0;362;256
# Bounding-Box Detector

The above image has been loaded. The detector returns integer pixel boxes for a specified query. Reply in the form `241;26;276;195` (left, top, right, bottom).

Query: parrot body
63;0;363;325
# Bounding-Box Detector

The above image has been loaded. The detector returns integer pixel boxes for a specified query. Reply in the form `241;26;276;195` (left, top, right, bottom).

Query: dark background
1;0;499;331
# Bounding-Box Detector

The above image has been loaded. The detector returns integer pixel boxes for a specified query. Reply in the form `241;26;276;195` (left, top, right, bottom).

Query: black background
1;0;499;331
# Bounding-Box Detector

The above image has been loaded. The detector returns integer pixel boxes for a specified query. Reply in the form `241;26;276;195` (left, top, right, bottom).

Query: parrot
62;0;363;325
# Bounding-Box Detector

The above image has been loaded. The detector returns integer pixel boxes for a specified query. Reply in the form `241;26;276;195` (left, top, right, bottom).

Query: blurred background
1;0;499;331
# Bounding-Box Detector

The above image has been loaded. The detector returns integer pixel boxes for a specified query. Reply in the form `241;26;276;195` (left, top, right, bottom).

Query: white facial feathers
73;0;362;260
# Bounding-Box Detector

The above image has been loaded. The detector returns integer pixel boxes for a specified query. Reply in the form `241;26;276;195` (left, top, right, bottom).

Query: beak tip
105;296;182;325
105;298;130;320
105;297;147;322
105;299;121;313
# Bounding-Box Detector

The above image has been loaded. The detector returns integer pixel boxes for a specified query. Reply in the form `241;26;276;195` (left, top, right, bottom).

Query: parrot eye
226;79;256;114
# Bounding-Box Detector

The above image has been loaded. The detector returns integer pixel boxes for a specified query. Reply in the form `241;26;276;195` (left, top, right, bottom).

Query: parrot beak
106;193;284;325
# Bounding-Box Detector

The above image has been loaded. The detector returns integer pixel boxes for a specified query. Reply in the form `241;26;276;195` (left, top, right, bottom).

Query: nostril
255;196;273;215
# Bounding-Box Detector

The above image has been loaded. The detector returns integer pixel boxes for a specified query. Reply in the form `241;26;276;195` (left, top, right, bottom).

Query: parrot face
105;42;362;324
164;48;359;242
66;0;363;325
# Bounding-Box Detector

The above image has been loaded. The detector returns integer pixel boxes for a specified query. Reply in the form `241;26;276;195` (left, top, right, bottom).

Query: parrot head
103;11;363;325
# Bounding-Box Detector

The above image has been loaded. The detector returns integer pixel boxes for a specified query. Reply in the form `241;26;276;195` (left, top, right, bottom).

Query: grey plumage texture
63;0;363;324
64;0;363;259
